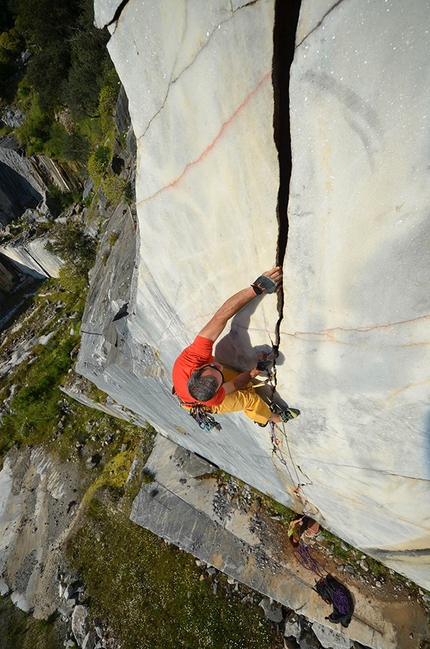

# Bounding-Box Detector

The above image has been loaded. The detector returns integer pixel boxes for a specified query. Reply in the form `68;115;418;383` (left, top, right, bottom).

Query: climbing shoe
270;402;300;423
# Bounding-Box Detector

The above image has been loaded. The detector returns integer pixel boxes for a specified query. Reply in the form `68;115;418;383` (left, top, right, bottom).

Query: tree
47;222;96;277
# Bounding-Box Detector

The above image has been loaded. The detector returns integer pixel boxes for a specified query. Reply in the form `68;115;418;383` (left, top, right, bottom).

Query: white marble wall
98;0;279;364
92;0;430;588
283;0;430;583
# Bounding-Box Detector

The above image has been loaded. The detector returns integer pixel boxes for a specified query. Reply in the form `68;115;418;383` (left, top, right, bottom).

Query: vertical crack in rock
107;0;131;28
272;0;301;346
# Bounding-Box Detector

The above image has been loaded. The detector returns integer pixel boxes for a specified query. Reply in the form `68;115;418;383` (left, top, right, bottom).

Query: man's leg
212;368;271;425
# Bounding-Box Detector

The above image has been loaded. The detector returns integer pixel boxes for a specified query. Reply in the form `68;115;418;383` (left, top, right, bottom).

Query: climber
172;266;300;426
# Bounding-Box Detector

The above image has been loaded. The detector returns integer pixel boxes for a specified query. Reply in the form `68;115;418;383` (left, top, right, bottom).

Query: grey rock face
299;629;322;649
0;148;44;227
0;447;84;619
312;622;353;649
82;630;98;649
2;109;25;128
259;597;283;623
72;605;89;646
284;612;301;640
0;235;63;279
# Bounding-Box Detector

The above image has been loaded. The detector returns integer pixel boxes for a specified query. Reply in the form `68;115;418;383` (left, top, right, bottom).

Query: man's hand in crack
253;266;283;294
198;266;283;342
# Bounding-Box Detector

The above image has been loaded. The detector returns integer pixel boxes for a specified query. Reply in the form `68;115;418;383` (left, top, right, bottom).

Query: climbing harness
172;388;222;432
188;404;222;432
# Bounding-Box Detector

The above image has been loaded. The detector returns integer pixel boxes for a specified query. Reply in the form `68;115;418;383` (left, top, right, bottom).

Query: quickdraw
189;405;222;432
172;387;222;432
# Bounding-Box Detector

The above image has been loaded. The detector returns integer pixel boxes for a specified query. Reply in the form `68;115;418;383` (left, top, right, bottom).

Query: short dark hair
188;368;219;402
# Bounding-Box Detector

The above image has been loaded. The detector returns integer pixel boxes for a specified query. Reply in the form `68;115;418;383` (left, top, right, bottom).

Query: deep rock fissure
272;0;301;346
107;0;131;28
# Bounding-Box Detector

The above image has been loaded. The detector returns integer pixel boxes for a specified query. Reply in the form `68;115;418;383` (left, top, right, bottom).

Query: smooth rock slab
312;621;353;649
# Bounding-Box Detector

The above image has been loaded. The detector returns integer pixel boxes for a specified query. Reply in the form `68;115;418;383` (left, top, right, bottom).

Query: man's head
187;363;224;402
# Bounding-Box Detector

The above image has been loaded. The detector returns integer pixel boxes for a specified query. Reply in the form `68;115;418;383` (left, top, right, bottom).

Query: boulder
72;605;89;646
82;630;98;649
284;612;301;640
259;597;283;624
312;622;353;649
299;629;322;649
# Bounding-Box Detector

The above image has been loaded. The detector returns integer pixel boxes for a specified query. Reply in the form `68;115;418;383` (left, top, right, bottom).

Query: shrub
25;42;71;111
46;122;89;163
99;83;118;135
101;174;126;206
58;262;88;296
15;95;51;147
108;231;120;246
88;145;111;186
0;28;23;53
61;0;111;119
46;184;79;211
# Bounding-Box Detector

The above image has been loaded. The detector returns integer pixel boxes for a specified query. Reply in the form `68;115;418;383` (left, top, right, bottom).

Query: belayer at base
172;266;300;427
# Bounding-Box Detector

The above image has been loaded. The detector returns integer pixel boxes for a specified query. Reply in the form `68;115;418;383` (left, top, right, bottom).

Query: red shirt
172;335;226;406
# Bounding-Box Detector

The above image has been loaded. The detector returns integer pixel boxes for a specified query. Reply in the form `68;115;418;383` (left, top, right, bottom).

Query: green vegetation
0;597;58;649
261;497;295;525
101;174;126;205
321;529;353;561
9;0;109;116
47;222;97;276
67;499;280;649
107;231;120;247
45;185;80;211
0;283;83;458
367;557;389;579
1;0;121;197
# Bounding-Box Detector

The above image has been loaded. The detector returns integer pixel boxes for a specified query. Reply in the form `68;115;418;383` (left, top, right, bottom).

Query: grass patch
260;497;295;526
321;529;354;561
0;596;58;649
367;557;389;579
66;499;281;649
0;281;85;460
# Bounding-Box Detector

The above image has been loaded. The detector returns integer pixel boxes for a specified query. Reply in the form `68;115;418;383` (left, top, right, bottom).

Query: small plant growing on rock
141;467;155;484
108;231;120;247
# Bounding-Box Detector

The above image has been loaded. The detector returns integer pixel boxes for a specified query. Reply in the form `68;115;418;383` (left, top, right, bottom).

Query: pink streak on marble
139;71;272;205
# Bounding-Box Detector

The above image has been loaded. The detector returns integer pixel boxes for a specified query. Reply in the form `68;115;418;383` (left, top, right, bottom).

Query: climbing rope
269;421;318;518
263;346;327;578
295;539;326;578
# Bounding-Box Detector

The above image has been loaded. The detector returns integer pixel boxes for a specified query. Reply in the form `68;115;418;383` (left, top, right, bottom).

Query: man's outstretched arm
198;266;282;342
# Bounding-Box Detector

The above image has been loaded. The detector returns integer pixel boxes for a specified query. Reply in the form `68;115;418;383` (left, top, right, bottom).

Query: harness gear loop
189;404;222;432
172;388;222;432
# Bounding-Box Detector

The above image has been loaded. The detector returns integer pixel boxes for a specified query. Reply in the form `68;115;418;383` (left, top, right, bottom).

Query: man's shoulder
176;335;213;360
173;336;214;373
190;335;214;352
